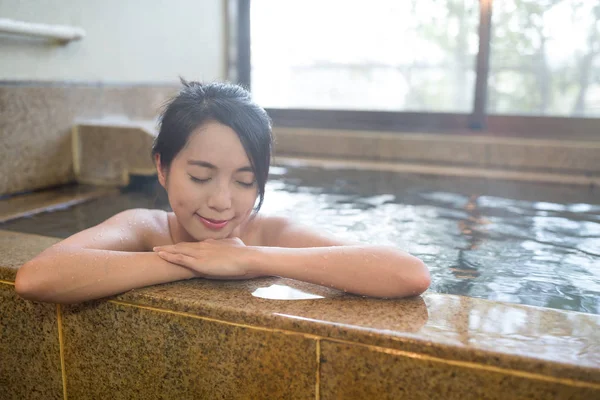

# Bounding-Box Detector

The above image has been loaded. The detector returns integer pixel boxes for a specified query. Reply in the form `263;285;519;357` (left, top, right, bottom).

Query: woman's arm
16;249;196;304
15;209;196;304
156;216;431;298
246;245;429;298
255;216;430;298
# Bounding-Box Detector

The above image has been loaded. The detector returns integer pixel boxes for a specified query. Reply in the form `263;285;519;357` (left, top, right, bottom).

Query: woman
15;80;430;304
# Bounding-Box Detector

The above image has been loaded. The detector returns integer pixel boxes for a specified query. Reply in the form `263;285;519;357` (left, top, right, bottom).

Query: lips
197;214;231;230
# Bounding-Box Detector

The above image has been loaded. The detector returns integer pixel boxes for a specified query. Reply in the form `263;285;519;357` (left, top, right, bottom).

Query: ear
155;153;167;188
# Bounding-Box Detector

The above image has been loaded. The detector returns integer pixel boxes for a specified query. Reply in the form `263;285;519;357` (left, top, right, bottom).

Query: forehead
181;121;251;167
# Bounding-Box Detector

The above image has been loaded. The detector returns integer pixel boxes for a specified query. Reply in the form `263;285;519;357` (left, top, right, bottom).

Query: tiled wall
0;83;177;196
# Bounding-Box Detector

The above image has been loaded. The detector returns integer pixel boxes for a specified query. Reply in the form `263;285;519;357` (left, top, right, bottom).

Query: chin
197;228;233;241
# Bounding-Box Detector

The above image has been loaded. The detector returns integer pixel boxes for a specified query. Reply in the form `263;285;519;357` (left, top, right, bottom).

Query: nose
207;183;232;212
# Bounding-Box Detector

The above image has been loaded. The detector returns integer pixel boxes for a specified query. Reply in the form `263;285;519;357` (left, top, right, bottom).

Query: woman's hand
153;237;257;279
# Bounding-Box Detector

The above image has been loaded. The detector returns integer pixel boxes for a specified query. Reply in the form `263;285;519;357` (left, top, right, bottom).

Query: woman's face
157;121;258;241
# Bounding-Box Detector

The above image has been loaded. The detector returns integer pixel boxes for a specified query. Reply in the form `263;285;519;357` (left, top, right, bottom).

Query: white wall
0;0;225;83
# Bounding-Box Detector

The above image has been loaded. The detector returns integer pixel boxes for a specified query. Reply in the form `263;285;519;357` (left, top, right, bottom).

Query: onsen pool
2;166;599;314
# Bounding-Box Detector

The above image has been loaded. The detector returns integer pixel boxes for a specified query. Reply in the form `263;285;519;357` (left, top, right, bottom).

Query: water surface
2;166;598;314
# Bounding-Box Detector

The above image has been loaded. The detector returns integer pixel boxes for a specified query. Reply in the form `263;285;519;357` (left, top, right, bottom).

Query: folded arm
15;209;195;304
259;216;430;297
246;244;429;298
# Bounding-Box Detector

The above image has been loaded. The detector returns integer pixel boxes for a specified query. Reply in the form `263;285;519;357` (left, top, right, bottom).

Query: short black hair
152;79;273;212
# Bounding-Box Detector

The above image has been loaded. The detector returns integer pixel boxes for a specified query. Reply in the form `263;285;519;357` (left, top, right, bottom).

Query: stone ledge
1;229;598;397
273;156;600;187
73;120;158;186
273;127;600;176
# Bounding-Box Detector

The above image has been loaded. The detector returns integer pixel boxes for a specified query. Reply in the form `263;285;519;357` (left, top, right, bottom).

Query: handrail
0;18;85;42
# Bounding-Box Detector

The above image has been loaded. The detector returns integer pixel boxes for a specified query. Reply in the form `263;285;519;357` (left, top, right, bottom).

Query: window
235;0;600;134
251;0;480;112
489;0;600;117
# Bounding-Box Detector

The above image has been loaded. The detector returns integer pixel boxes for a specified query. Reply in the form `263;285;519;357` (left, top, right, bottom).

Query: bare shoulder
250;214;352;248
54;208;172;252
127;208;173;249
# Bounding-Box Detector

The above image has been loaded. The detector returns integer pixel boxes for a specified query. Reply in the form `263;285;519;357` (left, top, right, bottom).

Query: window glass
251;0;480;112
489;0;600;117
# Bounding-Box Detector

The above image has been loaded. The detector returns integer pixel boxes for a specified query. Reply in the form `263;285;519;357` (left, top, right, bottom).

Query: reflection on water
1;167;599;314
251;284;325;300
262;168;600;315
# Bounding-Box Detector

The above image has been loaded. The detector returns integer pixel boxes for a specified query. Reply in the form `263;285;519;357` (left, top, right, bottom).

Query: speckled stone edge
107;291;600;387
1;228;599;393
2;280;598;399
273;127;600;177
0;282;600;399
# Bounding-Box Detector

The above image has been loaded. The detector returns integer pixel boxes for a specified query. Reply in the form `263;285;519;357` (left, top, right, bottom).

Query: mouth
197;214;231;230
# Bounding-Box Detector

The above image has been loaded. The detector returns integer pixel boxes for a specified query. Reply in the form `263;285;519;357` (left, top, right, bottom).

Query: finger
157;251;197;268
153;245;172;252
152;242;198;251
154;243;194;254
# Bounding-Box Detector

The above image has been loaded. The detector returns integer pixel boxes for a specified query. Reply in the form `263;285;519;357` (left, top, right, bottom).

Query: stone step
73;119;158;186
0;185;118;224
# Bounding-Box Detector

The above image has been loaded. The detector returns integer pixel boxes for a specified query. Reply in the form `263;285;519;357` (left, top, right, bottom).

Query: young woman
15;80;430;304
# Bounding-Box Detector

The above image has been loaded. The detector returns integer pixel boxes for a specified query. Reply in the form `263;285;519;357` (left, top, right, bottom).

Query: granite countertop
2;229;599;386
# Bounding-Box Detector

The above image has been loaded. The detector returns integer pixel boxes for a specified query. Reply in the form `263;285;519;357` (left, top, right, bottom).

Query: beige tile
61;300;316;399
0;283;63;400
0;230;59;281
319;340;599;400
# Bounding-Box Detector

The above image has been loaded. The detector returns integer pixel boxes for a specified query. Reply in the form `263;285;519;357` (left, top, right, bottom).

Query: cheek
168;179;202;212
235;189;258;212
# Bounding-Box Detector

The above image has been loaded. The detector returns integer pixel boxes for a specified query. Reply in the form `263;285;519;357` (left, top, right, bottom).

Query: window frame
230;0;599;139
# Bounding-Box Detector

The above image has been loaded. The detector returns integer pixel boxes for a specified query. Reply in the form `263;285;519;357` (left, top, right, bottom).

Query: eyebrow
187;160;254;173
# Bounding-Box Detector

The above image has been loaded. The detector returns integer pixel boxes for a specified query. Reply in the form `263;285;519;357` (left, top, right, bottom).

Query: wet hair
152;79;273;212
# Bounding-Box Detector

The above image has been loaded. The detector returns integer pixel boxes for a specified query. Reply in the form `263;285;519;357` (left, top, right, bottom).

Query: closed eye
189;175;211;183
237;181;256;188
